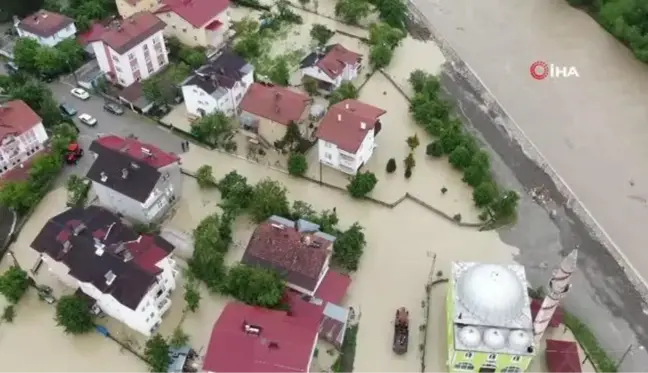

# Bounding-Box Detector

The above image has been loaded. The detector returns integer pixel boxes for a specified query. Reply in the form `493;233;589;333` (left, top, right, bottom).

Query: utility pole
615;344;645;370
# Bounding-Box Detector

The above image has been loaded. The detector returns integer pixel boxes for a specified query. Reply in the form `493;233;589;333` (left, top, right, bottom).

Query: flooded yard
180;145;519;371
0;290;146;372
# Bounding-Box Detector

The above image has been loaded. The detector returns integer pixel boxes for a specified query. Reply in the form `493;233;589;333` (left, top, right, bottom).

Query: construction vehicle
66;143;84;164
393;307;409;354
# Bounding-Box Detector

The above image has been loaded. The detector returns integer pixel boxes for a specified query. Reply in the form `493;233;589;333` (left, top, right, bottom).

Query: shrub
453;213;462;222
441;187;448;194
404;153;416;169
2;305;15;322
0;266;30;304
404;167;412;179
347;171;378;198
333;222;366;271
287;153;308;176
406;134;420;151
448;145;472;170
55;295;95;334
196;165;216;188
426;141;444;157
386;158;397;173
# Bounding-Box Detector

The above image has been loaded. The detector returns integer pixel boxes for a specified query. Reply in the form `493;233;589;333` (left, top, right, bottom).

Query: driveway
49;81;186;178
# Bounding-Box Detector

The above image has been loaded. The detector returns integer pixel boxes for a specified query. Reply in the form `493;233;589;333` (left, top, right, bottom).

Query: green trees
367;22;405;69
55;295;95;334
183;278;201;313
347;171;378;198
144;334;170;373
0;266;30;304
190;111;236;147
142;63;191;105
288;153;308;176
249;179;290;222
66;175;90;207
189;213;229;291
223;264;285;308
386;158;397;173
1;75;63;127
310;24;335;47
304;77;319;96
196;165;216;188
407;69;519;223
334;0;371;24
333;223;366;271
370;0;408;30
329;81;359;105
13;37;85;78
217;171;254;210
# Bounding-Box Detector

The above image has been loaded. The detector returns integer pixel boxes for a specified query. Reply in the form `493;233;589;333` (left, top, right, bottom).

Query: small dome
458;326;481;348
483;328;506;350
457;264;526;325
508;329;532;351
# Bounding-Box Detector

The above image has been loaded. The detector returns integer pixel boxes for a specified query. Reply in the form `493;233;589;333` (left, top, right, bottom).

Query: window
157;53;165;66
166;13;170;17
511;356;520;362
172;25;177;29
118;78;125;85
487;354;497;361
194;36;198;41
146;62;154;74
143;44;149;52
501;367;522;373
463;352;473;360
453;363;474;371
128;52;135;60
115;66;122;72
236;92;242;101
111;55;119;62
199;91;204;96
325;142;332;148
133;69;141;80
150;312;154;318
182;28;187;33
325;153;332;160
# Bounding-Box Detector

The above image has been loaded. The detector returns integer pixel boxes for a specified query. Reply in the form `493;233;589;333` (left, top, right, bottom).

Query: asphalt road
48;81;185;179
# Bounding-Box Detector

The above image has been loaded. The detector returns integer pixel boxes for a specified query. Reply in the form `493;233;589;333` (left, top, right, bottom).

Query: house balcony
157;297;172;315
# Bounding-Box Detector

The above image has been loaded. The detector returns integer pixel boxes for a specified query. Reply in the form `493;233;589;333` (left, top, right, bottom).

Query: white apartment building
315;99;386;175
0;100;48;177
181;50;254;117
88;12;168;87
32;206;178;336
15;10;76;47
86;135;182;224
299;44;362;92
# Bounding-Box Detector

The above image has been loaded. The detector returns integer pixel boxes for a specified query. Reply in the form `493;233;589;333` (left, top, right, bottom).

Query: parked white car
70;88;90;100
78;113;97;127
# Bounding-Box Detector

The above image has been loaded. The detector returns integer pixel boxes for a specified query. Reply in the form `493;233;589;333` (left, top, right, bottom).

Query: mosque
446;262;535;373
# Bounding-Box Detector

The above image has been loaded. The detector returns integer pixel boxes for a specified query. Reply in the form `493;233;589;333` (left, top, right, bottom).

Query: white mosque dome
457;264;526;325
458;326;482;348
508;329;532;351
483;328;507;350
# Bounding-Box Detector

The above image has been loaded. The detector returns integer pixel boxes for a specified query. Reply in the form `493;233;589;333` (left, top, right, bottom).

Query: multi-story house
86;135;182;224
239;83;311;144
14;10;76;47
315;99;385;174
181;50;253;117
31;206;178;336
88;12;168;87
0;100;48;177
154;0;231;49
299;44;362;92
117;0;160;18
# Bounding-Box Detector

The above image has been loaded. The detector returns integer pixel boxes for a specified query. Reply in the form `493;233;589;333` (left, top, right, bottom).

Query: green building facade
446;262;536;373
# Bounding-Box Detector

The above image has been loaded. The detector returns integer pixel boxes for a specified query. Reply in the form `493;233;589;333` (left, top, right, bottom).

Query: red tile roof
87;12;166;55
315;99;386;153
18;10;74;38
242;219;333;292
545;339;582;373
317;44;361;79
156;0;229;29
240;83;310;126
314;270;351;304
203;302;319;372
95;135;179;168
0;100;42;140
530;298;563;327
127;235;170;274
77;19;115;46
285;289;350;348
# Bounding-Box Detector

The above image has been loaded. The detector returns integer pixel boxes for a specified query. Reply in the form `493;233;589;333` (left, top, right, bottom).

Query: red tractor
66;143;84;164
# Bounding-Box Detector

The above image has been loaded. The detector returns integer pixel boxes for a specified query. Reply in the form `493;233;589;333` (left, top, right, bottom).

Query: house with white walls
299;44;362;92
315;99;385;174
87;12;167;87
30;205;178;336
15;10;76;47
154;0;231;49
86;135;182;224
0;100;48;178
181;50;253;117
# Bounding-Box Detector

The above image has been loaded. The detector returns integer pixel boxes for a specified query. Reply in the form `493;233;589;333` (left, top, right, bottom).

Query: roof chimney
100;172;107;182
271;223;284;230
302;235;311;246
94;240;105;256
141;147;152;157
130;162;140;169
360;122;366;130
244;323;262;335
345;103;349;110
105;270;116;286
275;92;281;101
73;223;86;236
337;114;342;122
121;168;129;179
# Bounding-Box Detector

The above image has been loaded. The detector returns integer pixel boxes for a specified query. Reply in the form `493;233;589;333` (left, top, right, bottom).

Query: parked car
70;88;90;100
103;102;124;115
78;113;97;127
59;103;77;117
